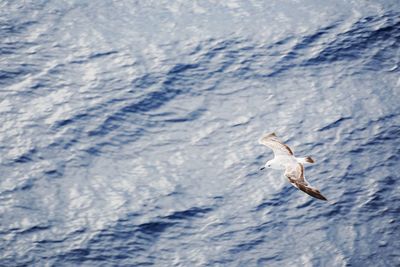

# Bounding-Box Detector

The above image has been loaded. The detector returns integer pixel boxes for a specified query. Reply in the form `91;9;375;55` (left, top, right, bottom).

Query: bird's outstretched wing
284;163;327;201
259;132;293;156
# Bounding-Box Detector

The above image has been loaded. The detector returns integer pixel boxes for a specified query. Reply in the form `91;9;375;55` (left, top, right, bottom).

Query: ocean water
1;1;400;266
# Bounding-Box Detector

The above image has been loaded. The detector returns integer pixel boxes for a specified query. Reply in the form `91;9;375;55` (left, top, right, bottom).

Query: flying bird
259;132;327;201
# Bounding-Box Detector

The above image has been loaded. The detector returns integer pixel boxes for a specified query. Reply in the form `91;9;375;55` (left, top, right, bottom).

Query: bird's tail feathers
297;156;315;164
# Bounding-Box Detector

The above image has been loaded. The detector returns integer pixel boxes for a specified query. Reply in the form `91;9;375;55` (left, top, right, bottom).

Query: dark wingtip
312;190;327;201
297;183;327;201
266;132;276;137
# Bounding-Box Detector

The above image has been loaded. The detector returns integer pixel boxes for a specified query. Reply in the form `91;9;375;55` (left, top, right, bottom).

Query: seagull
259;132;327;201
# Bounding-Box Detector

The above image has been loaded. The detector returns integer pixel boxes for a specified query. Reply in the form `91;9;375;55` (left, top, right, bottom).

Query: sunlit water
1;1;400;266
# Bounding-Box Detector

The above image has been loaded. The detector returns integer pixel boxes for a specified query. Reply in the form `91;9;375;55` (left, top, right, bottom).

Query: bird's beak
260;167;265;170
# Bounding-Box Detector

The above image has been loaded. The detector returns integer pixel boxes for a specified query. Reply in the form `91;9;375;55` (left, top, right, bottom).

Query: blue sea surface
1;1;400;266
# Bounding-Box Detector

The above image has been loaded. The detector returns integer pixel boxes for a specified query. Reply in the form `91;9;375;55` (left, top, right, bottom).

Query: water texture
1;1;399;266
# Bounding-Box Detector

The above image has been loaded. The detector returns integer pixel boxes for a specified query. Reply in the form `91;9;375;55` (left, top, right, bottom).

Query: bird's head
260;160;272;170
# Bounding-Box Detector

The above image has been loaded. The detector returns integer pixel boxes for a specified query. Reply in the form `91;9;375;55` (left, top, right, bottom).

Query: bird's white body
265;156;312;170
